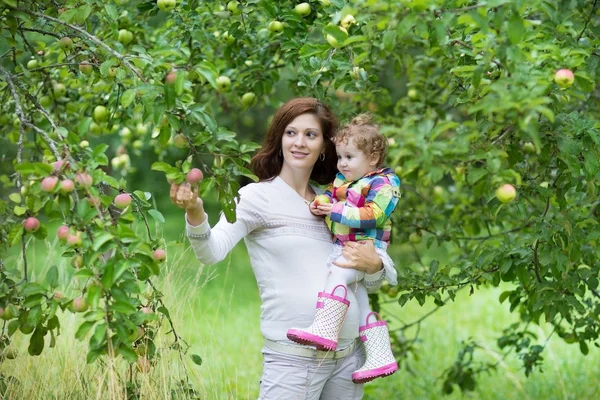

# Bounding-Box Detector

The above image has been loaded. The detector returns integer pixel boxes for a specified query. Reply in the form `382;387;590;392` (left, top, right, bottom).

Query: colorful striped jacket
323;168;401;249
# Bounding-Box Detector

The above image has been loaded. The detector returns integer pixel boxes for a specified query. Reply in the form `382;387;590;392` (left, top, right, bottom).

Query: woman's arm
171;182;267;264
332;240;392;292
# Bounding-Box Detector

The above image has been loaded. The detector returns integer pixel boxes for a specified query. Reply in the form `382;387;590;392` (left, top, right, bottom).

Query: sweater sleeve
329;177;398;229
186;184;269;264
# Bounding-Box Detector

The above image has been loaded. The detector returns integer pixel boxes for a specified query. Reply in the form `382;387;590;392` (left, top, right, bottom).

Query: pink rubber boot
287;285;350;351
352;312;398;384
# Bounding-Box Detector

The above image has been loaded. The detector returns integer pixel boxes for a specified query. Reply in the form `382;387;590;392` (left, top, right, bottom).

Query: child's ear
370;152;380;166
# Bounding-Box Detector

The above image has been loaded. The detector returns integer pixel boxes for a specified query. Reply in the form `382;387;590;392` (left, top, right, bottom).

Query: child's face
335;139;377;181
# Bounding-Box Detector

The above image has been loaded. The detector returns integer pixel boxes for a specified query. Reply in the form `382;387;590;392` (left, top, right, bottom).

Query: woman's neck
278;168;314;200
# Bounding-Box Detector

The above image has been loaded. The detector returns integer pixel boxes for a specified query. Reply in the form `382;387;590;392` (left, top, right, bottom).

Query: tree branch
20;27;62;39
1;65;28;187
17;9;146;82
577;0;598;40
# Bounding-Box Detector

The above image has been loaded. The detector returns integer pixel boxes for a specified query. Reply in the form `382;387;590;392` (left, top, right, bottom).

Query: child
287;114;400;384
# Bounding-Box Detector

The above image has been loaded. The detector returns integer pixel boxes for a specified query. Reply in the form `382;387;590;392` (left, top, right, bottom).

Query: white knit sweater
186;176;385;347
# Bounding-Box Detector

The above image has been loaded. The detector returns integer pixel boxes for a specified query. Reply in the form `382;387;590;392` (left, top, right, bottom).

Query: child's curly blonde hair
333;114;388;167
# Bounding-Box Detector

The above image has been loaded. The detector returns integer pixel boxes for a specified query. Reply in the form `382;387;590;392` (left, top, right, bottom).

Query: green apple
39;96;52;108
227;1;240;14
93;105;109;122
58;37;73;50
89;121;102;135
295;3;311;17
326;26;346;48
79;61;93;75
241;92;256;107
340;14;356;29
157;0;176;12
135;123;149;135
27;59;38;69
268;21;284;33
523;142;536;154
216;75;232;92
118;29;133;45
554;69;574;88
173;133;188;148
53;82;67;97
222;31;235;44
407;88;418;99
313;194;331;206
495;184;517;203
409;232;421;244
79;140;89;148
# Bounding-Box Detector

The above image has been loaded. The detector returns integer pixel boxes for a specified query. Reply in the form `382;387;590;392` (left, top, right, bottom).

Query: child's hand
309;201;327;216
316;204;333;215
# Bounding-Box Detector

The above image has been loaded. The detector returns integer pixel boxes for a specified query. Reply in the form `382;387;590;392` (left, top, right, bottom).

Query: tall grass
2;225;600;399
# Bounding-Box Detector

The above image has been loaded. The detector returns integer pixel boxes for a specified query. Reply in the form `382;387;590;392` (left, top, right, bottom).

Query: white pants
258;342;365;400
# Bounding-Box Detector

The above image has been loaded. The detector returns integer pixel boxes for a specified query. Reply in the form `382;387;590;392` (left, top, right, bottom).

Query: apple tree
0;0;599;396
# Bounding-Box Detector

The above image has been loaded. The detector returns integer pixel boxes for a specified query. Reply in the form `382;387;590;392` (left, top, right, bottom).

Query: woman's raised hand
170;182;206;226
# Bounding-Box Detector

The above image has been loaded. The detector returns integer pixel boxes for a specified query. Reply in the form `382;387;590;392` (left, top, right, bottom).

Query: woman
170;98;391;400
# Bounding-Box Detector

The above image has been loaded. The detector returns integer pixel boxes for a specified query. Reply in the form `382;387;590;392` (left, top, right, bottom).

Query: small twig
14;62;98;77
20;27;62;39
453;222;534;241
577;0;598;40
18;9;146;82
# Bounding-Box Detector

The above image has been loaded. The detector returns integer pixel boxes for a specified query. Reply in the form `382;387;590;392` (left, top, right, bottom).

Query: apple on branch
495;184;517;203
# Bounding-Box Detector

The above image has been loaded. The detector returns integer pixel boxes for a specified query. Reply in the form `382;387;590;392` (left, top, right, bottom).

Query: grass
2;218;600;399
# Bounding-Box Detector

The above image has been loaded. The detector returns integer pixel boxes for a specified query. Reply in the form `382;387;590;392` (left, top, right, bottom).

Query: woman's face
280;113;325;174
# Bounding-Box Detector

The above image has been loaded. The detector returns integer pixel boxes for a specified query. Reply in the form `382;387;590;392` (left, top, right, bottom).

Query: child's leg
353;283;372;327
324;255;365;293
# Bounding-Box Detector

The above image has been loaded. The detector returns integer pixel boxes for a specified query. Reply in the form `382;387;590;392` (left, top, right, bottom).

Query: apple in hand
313;194;331;207
157;0;176;12
186;168;204;184
495;184;517;203
554;69;574;88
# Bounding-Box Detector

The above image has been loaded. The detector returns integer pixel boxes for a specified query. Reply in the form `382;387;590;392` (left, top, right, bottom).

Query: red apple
153;249;166;262
165;71;177;85
23;217;40;233
53;159;69;172
41;176;59;192
57;225;70;241
72;296;89;313
554;69;574;88
114;193;132;209
186;168;203;184
313;194;331;206
67;231;83;247
75;172;93;188
60;179;75;193
495;184;517;203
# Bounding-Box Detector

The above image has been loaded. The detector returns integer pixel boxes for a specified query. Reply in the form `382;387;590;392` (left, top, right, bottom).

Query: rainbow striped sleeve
329;176;397;229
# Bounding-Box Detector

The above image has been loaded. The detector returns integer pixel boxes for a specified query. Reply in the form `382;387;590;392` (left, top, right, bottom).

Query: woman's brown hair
250;97;339;184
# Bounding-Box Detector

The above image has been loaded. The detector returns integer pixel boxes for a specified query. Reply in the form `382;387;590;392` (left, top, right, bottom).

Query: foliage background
1;0;599;398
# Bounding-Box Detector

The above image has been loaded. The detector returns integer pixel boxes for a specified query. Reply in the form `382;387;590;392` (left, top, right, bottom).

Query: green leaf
195;61;218;89
508;13;524;44
111;300;137;314
92;232;115;252
148;209;165;223
121;89;136;108
191;354;203;366
75;321;96;340
28;328;45;356
46;266;58;288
